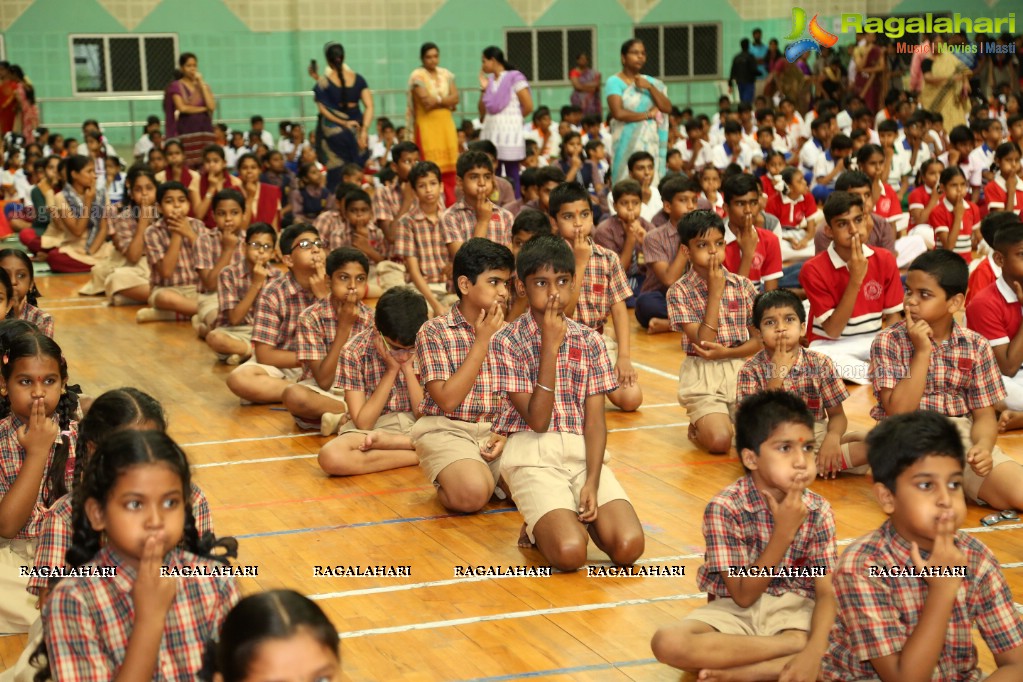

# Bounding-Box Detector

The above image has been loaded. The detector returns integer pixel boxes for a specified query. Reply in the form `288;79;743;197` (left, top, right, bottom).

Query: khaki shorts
677;356;745;423
238;355;303;382
0;538;37;634
370;260;408;297
196;292;219;324
813;420;869;475
148;284;197;307
211;324;253;345
412;416;502;486
338;410;416;437
683;592;814;637
948;416;1016;504
295;377;345;399
500;431;630;544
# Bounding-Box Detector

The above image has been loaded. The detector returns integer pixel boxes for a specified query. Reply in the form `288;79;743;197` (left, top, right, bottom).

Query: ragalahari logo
784;7;839;62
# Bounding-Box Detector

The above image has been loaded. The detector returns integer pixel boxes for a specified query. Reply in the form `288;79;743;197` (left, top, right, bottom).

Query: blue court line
461;658;658;681
234;507;516;539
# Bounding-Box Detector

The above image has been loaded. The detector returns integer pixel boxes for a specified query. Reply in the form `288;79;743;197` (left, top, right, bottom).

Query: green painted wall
3;0;1017;154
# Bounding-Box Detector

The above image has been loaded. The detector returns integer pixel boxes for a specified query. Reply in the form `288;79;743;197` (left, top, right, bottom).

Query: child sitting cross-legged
651;390;838;681
317;287;427;476
282;247;374;435
490;234;644;571
821;410;1023;681
738;289;868;478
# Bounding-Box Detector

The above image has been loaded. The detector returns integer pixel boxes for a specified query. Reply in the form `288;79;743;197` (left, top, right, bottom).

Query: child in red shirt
931;167;982;264
984;142;1022;217
765;167;821;262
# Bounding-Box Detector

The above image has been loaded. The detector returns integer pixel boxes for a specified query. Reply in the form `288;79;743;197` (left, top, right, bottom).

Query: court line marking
307;554;704;601
234;507;517;539
186;432;320;450
632;361;678;381
46;304;110;311
462;658;659;681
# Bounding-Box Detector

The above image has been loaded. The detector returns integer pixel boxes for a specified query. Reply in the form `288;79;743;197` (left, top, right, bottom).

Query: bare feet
647;317;672;335
688;422;699;445
517;523;536;549
999;410;1023;433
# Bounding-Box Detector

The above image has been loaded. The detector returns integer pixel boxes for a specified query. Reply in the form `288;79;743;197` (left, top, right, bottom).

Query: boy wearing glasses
205;222;281;364
283;247;375;435
227;223;330;404
318;287;428;476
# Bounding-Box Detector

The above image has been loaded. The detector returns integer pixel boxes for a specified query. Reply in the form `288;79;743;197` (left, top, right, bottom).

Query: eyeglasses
382;336;415;356
295;238;324;251
247;242;274;252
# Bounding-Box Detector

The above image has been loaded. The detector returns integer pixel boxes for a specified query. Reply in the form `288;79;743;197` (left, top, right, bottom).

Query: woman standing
314;41;374;192
408;43;460;205
569;52;602;118
0;63;17;137
852;33;885;113
478;46;533;196
9;66;37;144
920;35;971;130
606;39;672;185
163;53;215;169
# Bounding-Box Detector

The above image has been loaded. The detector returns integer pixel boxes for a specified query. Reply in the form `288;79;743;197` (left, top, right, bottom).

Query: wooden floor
2;271;1023;681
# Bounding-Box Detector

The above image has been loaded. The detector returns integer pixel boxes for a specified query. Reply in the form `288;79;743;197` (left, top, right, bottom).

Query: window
69;34;177;95
633;24;720;80
505;27;595;85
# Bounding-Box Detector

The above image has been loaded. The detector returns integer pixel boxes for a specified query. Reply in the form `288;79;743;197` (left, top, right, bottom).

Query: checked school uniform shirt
0;416;77;540
28;483;213;596
111;209;146;254
295;297;374;381
216;259;281;328
250;271;318;352
594;215;653;280
799;243;904;343
21;303;54;338
42;546;239;682
144;217;205;287
314;211;392;259
821;519;1023;681
640;222;682;295
667;269;757;355
395;207;448;283
573;242;632;332
491;312;618;436
699;474;837;600
194;228;244;288
335;327;417;413
736;347;848;422
441;199;514;247
416;305;507;423
869;320;1006;422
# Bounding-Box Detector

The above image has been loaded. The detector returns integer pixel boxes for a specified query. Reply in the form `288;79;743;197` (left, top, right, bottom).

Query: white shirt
798;138;825;173
134;134;154;159
711;140;762;172
967;143;995;188
893;136;931;184
676;139;713;171
246;130;275;151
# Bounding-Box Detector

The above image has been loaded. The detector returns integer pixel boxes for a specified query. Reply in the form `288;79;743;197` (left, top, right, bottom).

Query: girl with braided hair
0;331;79;633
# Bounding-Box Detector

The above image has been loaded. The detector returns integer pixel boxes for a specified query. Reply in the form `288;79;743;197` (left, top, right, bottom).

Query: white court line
47;304;109;311
632;361;678;381
188;421;689;468
338;591;708;639
308;553;704;601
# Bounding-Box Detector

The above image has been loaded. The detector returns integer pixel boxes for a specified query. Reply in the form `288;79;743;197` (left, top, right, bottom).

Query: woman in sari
852;33;885;113
479;46;533;197
408;42;459;206
569;52;601;118
10;65;37;144
314;41;374;192
606;39;672;186
920;35;971;130
163;52;215;169
0;63;17;137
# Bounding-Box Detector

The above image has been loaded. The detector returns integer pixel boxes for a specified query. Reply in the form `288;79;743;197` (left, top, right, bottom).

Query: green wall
4;0;1017;153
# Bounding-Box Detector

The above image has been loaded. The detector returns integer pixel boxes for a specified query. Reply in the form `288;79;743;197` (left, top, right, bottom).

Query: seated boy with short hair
821;410;1023;681
194;188;246;335
872;249;1023;510
491;234;644;571
205;222;281;365
508;209;551;319
800;191;903;384
317;287;427;476
283;246;375;434
593;179;653;306
634;176;699;334
721;173;783;291
396;160;458;317
667;210;761;454
549;182;642;411
414;237;514;513
738;289;867;477
442;151;514;256
226;224;329;404
651;390;837;681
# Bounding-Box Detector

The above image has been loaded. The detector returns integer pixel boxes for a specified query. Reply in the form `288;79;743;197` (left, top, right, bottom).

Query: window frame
68;33;179;96
633;22;722;81
503;26;597;86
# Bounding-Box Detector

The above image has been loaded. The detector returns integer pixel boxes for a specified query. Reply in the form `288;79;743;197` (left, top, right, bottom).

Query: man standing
730;39;759;105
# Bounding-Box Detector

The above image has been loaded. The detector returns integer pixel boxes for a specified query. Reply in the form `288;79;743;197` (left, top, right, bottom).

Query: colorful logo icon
784;7;839;62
